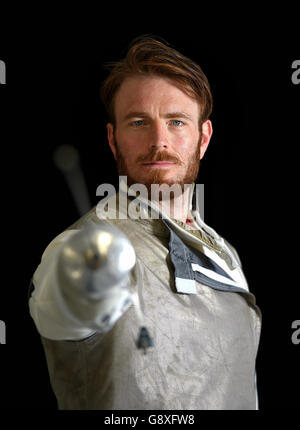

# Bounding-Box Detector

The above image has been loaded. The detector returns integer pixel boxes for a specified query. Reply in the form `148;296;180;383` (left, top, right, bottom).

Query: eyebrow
122;111;193;122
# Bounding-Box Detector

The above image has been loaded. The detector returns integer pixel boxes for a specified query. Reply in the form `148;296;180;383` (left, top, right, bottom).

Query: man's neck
119;178;194;223
155;184;193;223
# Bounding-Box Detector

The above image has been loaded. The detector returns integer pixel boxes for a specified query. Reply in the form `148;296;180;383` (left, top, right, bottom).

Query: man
29;36;261;410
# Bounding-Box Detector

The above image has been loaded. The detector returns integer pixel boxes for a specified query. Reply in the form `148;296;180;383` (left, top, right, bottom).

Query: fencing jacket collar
118;178;244;290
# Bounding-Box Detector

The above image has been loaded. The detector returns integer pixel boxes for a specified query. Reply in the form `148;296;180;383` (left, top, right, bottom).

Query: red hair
100;35;213;129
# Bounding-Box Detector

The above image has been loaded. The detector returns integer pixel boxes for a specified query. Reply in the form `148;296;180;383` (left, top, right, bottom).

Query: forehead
114;75;199;118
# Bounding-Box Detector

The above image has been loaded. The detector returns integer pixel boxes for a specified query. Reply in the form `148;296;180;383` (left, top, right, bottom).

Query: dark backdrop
0;9;299;410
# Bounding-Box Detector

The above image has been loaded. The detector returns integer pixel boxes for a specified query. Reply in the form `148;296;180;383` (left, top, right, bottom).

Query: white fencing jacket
29;183;261;409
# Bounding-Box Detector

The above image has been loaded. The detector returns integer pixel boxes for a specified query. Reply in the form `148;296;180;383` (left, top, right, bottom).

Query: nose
149;120;169;150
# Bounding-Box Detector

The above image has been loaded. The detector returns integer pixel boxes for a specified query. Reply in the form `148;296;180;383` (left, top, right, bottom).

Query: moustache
137;150;182;165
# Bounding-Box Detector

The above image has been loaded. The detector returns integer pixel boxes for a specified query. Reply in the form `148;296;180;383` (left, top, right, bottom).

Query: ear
200;120;213;160
107;123;117;160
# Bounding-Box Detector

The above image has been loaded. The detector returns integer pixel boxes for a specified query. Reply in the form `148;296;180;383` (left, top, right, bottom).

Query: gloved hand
56;222;136;332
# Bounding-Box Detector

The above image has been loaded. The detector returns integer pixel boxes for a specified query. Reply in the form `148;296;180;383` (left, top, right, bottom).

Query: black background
0;7;299;410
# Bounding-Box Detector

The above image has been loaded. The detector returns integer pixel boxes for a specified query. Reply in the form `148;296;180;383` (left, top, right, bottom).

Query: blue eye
171;120;183;127
131;120;144;127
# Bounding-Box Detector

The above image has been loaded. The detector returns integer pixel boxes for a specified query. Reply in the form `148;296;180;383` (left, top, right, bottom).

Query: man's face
107;75;212;192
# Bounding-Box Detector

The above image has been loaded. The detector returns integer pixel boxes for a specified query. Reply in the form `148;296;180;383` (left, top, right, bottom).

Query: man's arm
29;228;133;341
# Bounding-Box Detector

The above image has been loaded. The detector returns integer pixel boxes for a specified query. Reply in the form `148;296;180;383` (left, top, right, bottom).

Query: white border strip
191;263;239;288
175;277;197;294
